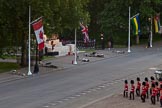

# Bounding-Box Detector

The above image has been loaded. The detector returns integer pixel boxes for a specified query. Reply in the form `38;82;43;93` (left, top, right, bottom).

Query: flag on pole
131;14;141;35
154;15;160;33
32;18;44;50
80;22;89;43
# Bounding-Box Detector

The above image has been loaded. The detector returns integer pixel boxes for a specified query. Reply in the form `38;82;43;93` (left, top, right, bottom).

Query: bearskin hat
150;76;155;80
137;77;140;81
155;81;159;86
130;80;134;84
145;77;148;82
142;82;146;86
125;80;128;84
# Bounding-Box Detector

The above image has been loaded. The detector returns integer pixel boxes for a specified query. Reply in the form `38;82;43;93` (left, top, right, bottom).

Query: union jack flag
80;23;89;43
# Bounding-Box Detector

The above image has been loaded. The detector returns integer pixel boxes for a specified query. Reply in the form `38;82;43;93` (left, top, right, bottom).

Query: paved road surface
0;43;162;108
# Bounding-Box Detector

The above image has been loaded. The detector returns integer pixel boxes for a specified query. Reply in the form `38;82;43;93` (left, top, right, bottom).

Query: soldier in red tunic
130;80;135;100
160;84;162;107
155;81;160;102
136;77;141;96
141;82;146;102
145;77;149;99
151;83;156;104
159;78;162;85
123;80;128;98
150;76;155;95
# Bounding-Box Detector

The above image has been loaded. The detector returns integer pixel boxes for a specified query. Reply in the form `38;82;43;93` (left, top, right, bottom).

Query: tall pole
150;17;153;47
73;28;77;64
28;6;32;75
128;6;131;53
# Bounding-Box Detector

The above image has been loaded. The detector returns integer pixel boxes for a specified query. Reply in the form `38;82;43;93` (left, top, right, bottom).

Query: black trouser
157;92;160;101
129;92;134;100
151;96;156;104
146;90;149;99
141;94;146;102
160;99;162;107
136;89;140;96
123;90;128;98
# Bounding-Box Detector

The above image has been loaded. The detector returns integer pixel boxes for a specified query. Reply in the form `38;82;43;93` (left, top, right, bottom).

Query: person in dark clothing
109;36;113;48
100;33;105;50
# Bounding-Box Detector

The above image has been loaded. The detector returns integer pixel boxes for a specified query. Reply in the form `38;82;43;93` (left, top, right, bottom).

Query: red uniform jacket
151;88;156;96
141;86;147;95
124;84;128;92
137;81;141;90
130;84;135;93
146;82;149;91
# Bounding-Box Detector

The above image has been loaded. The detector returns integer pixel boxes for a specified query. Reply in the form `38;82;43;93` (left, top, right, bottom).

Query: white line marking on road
56;101;63;103
85;90;91;93
49;103;57;106
96;87;102;90
80;92;86;95
98;85;105;88
75;94;81;97
62;98;69;101
68;96;75;99
43;106;49;108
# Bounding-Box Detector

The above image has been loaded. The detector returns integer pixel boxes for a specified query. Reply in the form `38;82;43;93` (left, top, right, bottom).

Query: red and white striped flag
80;23;89;43
32;18;44;50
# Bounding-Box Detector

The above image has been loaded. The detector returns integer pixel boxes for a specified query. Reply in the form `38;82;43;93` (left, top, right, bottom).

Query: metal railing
62;39;96;49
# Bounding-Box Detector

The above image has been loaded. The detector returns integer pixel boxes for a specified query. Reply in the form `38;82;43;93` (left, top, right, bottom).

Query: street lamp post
148;17;153;48
73;28;77;65
28;5;32;75
128;6;131;53
150;17;153;48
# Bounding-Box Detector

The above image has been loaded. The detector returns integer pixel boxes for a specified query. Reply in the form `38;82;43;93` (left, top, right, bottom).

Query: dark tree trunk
21;32;27;67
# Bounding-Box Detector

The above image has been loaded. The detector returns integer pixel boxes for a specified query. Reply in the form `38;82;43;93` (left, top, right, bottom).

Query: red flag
80;23;89;43
32;19;44;50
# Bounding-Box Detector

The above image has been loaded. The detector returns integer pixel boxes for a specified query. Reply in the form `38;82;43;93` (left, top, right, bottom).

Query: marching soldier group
123;76;162;107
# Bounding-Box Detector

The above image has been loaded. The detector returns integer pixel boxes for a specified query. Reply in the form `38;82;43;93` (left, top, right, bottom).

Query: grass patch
42;56;55;60
0;55;16;59
0;62;20;73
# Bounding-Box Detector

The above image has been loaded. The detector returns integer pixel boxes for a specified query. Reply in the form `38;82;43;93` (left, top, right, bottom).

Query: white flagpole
128;6;131;53
28;5;32;75
74;28;77;64
150;17;153;47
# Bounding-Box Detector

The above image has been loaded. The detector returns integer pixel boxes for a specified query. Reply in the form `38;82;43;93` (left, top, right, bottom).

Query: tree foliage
0;0;162;66
100;0;162;40
88;0;162;44
0;0;90;66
